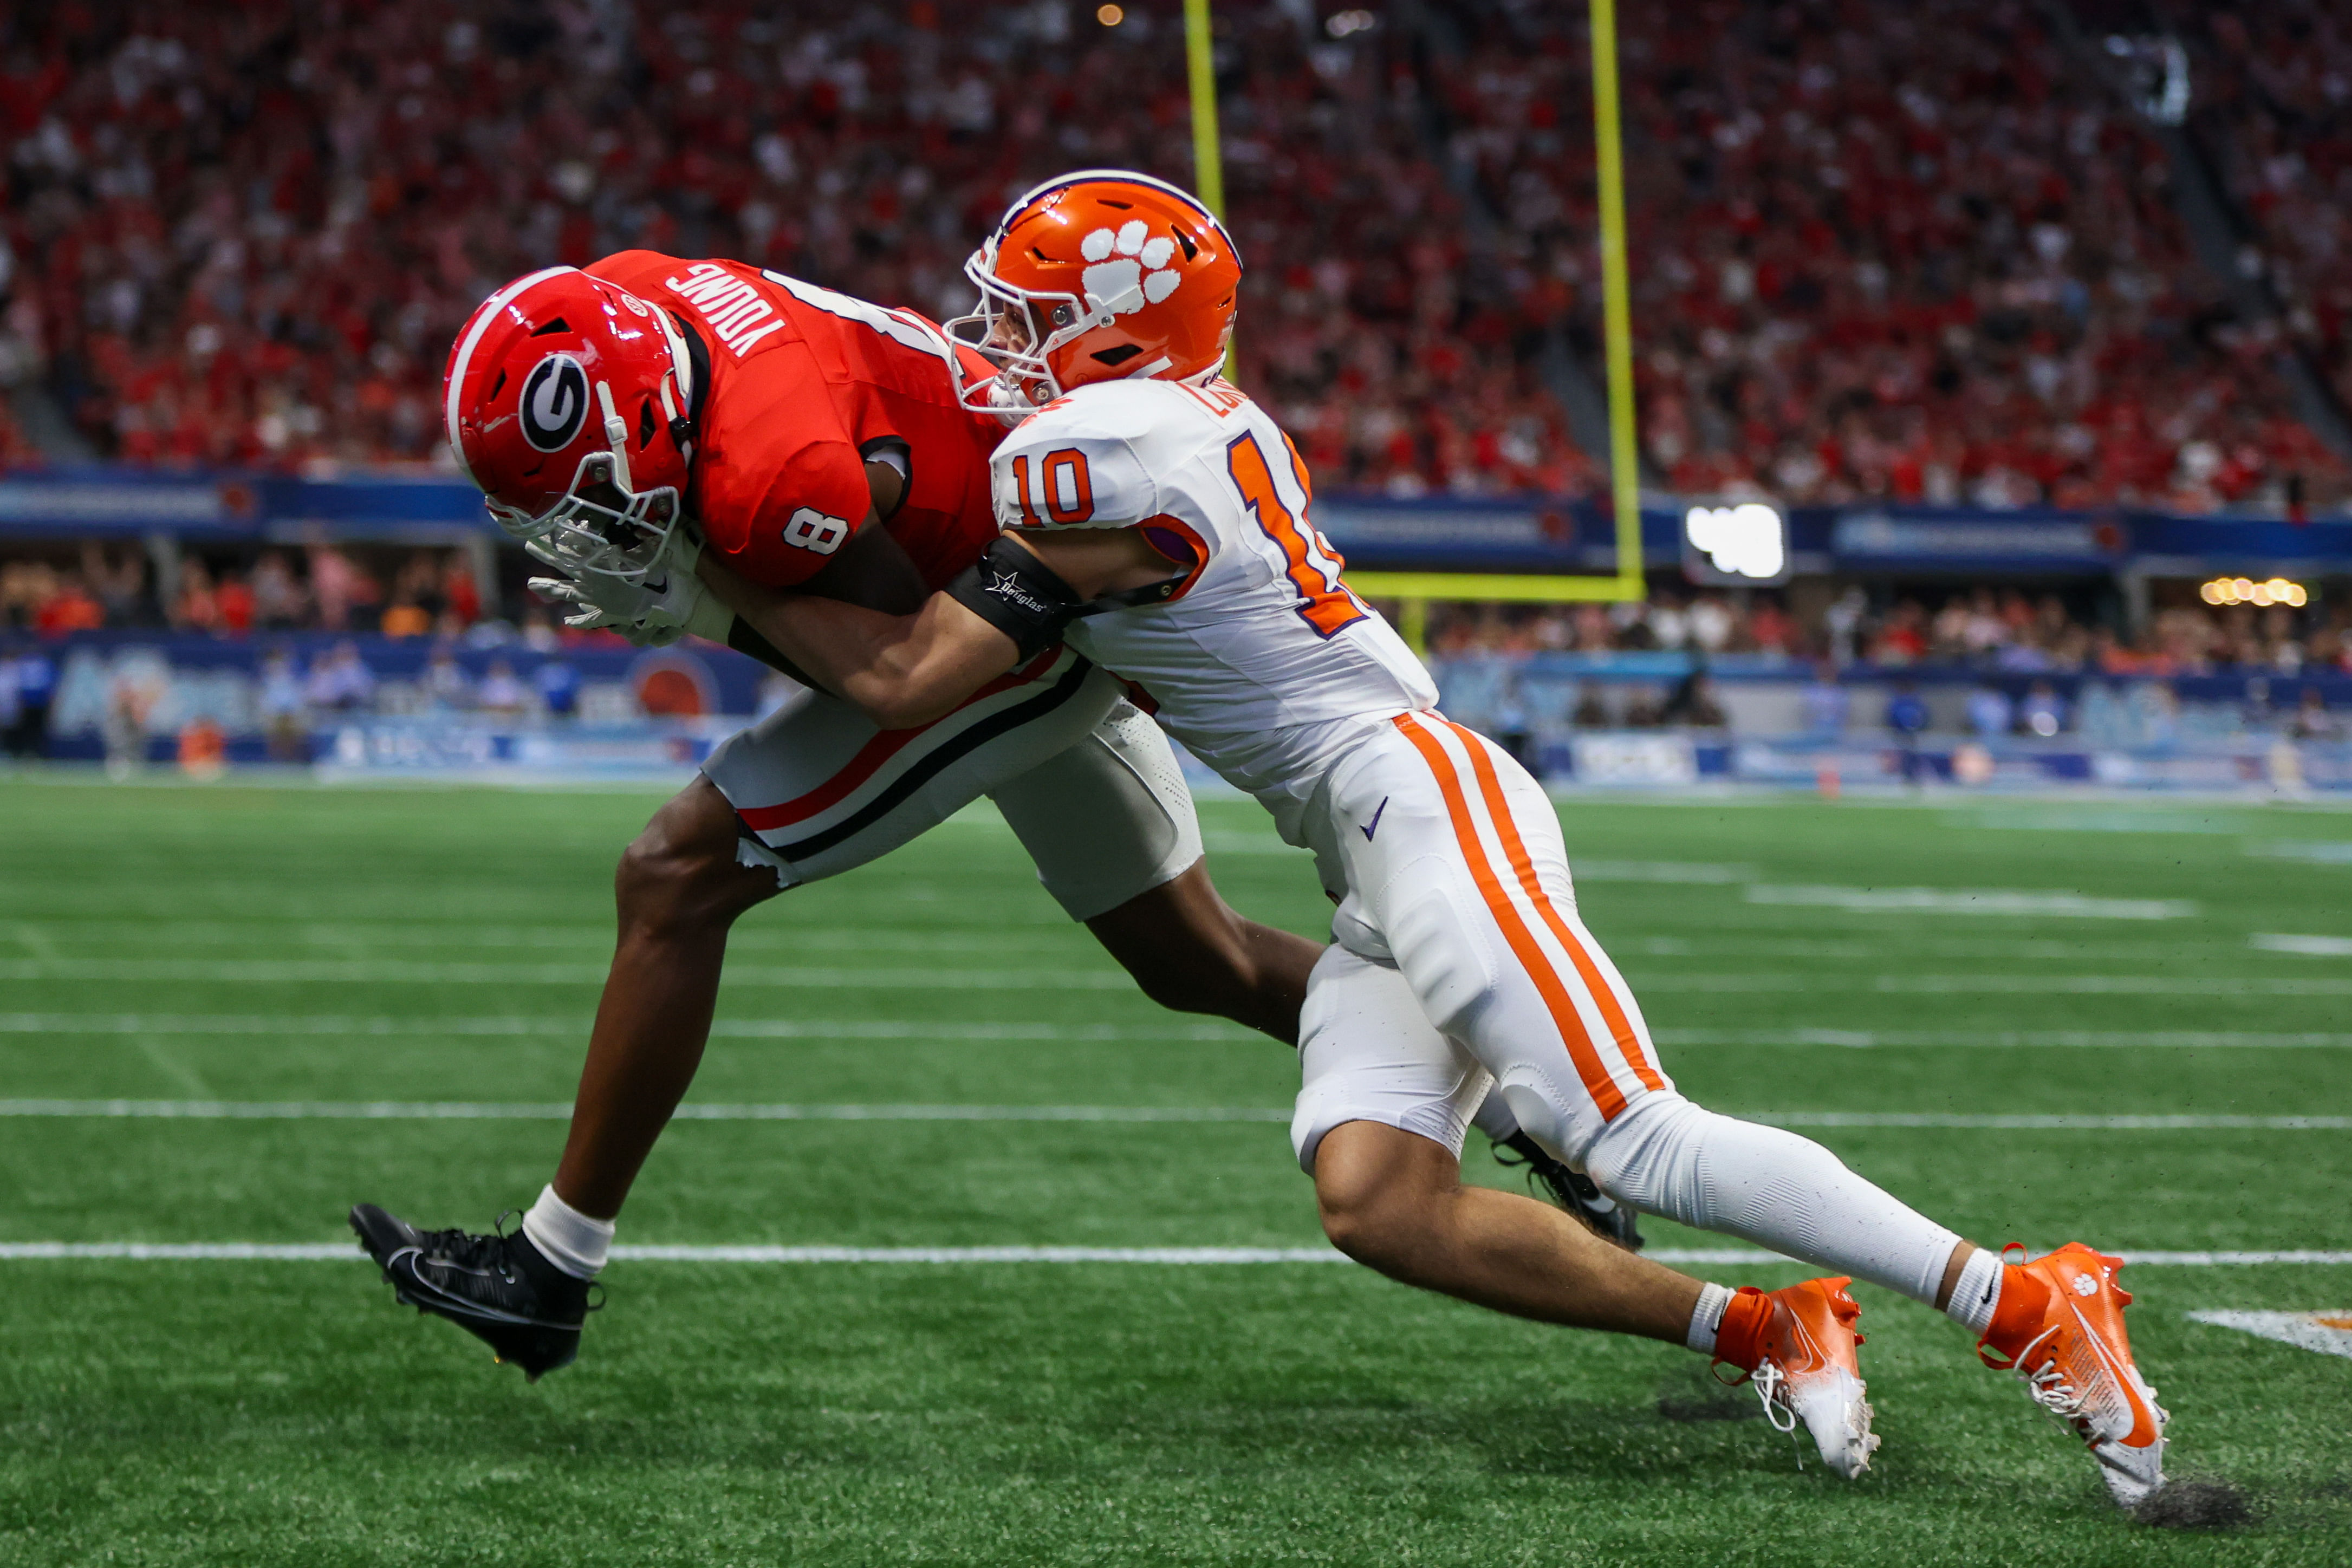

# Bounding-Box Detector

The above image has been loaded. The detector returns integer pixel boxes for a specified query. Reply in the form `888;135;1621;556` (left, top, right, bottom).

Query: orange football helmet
951;169;1242;413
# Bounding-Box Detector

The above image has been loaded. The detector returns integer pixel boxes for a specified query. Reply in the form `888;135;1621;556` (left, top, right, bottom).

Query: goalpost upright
1183;0;1649;648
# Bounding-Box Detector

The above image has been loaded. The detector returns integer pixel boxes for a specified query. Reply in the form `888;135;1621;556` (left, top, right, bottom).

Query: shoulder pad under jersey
990;381;1222;530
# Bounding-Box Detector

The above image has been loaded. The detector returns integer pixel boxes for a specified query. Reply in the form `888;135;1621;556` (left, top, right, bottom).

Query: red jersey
586;251;1006;591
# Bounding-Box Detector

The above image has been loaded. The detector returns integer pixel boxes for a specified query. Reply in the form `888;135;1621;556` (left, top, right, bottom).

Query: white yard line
1;1243;2345;1266
0;1013;1251;1044
1743;886;2197;920
1657;1028;2352;1048
0;960;1136;989
14;960;2342;995
1640;974;2352;996
8;1017;2347;1051
0;1099;1291;1123
1;1101;2338;1129
2251;934;2352;957
4;921;1065;953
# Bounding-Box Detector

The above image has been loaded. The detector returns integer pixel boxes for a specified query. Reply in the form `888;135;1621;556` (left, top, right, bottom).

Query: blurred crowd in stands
0;1;2343;511
0;543;515;637
2185;4;2352;459
1439;0;2348;510
1422;582;2352;676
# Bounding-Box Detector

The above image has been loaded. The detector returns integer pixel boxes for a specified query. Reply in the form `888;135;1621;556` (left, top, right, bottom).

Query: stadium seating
2;1;2338;510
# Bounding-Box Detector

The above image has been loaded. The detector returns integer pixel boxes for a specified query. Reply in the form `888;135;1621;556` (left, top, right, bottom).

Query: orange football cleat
1716;1276;1880;1478
1979;1243;2168;1507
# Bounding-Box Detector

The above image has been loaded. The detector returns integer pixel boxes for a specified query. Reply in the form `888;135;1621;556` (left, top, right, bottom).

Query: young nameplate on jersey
704;169;2171;1510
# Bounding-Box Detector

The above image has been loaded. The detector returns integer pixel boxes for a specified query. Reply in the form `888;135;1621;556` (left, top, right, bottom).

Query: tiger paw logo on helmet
1081;221;1183;316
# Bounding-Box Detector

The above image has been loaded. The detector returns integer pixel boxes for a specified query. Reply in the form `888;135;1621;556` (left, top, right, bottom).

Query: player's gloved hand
526;572;686;646
526;519;730;647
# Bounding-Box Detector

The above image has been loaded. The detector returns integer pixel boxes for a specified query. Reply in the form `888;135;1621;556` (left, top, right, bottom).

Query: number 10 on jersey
1226;432;1366;637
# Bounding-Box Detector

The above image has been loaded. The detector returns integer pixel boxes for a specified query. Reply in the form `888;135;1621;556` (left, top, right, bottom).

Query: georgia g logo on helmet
518;354;590;452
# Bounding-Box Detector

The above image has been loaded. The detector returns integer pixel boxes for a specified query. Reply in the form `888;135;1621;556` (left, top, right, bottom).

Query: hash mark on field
3;1244;2348;1266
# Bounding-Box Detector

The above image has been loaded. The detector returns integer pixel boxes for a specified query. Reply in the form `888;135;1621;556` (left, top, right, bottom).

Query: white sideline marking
0;1013;1252;1044
1744;886;2197;920
3;1244;2347;1266
2251;934;2352;958
0;959;1135;990
1658;1028;2352;1049
0;1099;1291;1123
2187;1310;2352;1359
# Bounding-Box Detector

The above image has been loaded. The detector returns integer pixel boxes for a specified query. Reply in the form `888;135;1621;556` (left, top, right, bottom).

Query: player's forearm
699;557;1011;729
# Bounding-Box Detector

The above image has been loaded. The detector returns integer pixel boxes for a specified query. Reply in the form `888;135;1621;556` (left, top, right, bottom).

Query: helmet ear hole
1091;343;1143;367
636;399;658;450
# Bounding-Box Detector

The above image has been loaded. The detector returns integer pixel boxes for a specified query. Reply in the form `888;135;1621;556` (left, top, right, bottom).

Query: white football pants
705;647;1203;920
1290;712;1961;1307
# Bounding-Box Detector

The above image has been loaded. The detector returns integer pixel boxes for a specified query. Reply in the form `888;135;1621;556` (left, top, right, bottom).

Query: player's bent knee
615;779;775;935
1309;1121;1452;1267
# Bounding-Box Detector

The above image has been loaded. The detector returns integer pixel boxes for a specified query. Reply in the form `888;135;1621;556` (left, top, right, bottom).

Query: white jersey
989;378;1437;832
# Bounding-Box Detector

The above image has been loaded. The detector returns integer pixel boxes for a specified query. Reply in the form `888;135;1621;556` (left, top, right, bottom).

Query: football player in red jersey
350;255;1355;1378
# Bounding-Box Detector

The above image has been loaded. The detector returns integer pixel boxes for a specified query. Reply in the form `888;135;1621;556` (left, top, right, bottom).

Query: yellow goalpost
1183;0;1648;648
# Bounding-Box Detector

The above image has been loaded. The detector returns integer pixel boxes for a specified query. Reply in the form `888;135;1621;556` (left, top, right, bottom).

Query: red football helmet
951;170;1242;413
443;266;698;580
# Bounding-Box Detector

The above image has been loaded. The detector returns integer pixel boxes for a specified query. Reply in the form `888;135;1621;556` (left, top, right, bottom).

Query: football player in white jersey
683;171;2169;1507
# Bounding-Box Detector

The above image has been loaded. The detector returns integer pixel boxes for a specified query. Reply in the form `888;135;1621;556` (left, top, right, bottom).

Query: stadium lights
1326;10;1377;37
1097;3;1123;25
1682;502;1789;585
2200;576;2308;608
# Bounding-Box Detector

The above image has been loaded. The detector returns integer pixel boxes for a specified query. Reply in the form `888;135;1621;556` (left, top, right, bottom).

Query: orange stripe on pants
1439;718;1666;1094
1391;714;1629;1121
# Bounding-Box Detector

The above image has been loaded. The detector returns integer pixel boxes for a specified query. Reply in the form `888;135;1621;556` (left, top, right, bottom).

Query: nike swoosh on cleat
1362;798;1389;841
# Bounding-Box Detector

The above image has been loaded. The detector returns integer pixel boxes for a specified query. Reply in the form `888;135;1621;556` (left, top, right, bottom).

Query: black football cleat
1491;1131;1646;1253
349;1203;597;1381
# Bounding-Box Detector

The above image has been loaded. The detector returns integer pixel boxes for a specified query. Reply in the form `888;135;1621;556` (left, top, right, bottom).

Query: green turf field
3;776;2350;1565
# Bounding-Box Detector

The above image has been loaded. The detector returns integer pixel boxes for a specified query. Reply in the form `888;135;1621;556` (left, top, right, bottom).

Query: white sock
521;1183;614;1280
1943;1245;2004;1336
1685;1281;1734;1354
1584;1092;1964;1307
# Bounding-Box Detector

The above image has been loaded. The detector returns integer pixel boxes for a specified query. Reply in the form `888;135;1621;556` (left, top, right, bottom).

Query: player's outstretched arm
706;557;1018;729
700;527;1179;730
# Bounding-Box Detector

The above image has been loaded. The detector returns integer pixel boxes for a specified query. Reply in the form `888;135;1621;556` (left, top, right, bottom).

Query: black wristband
944;535;1087;662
